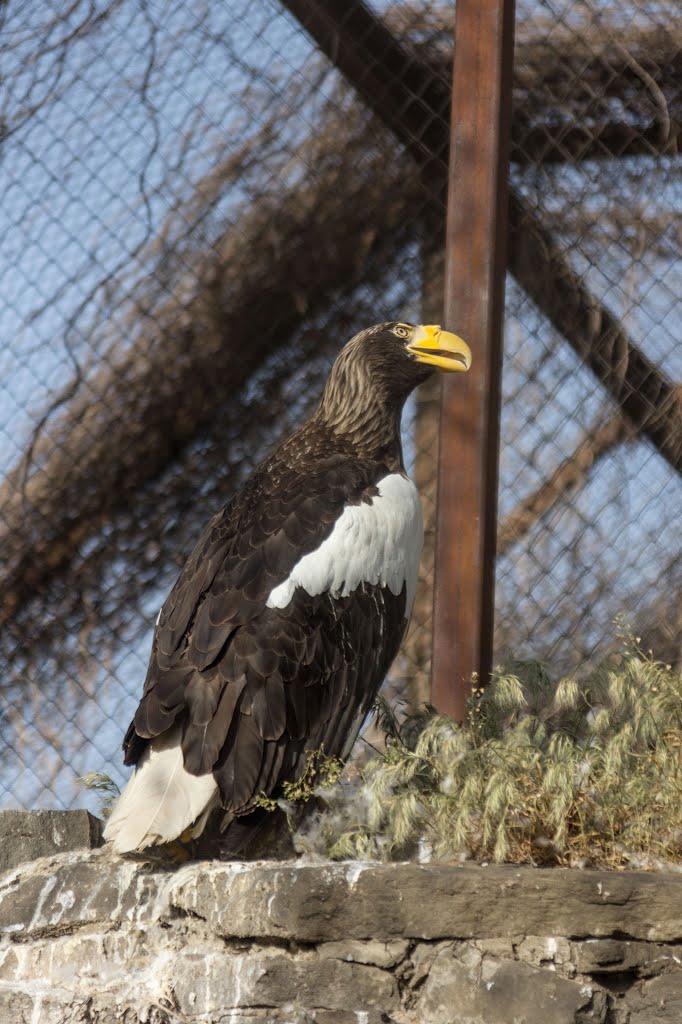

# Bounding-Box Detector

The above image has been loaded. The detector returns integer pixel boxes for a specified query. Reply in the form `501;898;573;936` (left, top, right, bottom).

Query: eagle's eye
392;325;410;339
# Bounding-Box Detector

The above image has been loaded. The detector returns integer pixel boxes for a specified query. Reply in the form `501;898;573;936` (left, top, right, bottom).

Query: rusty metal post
431;0;516;719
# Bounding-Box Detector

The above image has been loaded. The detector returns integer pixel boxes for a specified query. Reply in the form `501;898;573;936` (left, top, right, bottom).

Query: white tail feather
103;726;218;853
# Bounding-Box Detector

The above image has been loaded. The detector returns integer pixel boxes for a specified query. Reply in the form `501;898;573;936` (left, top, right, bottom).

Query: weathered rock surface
0;817;680;1023
0;809;102;874
416;943;608;1024
172;860;682;943
627;973;682;1024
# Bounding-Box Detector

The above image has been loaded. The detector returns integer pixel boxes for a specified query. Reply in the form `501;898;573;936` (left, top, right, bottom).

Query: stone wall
0;811;680;1023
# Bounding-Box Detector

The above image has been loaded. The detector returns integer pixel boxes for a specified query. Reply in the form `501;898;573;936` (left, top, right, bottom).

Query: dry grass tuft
296;632;682;868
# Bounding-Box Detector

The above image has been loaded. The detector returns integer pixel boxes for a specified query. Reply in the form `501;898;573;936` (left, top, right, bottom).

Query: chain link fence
1;0;680;811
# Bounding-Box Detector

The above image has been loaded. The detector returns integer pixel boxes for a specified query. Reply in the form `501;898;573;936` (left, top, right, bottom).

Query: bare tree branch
1;0;679;660
281;0;682;475
0;104;423;628
383;6;682;162
507;192;682;472
497;412;633;555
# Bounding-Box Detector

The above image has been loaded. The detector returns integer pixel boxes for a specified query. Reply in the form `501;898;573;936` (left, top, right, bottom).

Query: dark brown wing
209;580;408;812
122;442;402;811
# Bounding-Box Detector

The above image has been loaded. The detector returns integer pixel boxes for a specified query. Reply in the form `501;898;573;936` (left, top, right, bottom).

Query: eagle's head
333;320;471;402
317;322;471;450
360;321;471;383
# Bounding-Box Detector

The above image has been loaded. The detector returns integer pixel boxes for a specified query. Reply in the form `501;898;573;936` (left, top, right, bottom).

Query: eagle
104;322;471;853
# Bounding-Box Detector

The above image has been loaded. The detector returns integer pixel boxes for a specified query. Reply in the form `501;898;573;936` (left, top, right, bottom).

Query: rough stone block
415;944;608;1024
318;938;409;968
627;972;682;1023
0;946;20;981
171;860;682;944
397;940;455;993
0;852;681;1024
174;1014;390;1024
0;850;170;938
474;937;516;960
0;990;34;1024
573;938;678;977
0;992;172;1024
171;952;398;1016
0;810;102;873
516;935;573;972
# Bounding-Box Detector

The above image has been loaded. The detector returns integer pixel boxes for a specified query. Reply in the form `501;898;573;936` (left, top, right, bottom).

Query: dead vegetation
298;634;682;869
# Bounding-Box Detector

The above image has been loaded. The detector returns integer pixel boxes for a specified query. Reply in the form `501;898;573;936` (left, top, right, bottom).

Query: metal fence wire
0;0;680;811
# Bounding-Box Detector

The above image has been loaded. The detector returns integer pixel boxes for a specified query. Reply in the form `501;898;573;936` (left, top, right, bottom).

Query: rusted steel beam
430;0;516;719
280;0;681;719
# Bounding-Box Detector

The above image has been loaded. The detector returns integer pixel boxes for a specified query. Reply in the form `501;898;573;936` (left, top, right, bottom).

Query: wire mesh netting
0;0;680;812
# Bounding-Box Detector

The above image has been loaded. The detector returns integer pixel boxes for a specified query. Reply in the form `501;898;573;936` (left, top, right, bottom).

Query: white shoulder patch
266;472;423;616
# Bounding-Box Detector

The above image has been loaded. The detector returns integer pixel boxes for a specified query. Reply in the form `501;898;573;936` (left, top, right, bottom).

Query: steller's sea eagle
104;322;471;853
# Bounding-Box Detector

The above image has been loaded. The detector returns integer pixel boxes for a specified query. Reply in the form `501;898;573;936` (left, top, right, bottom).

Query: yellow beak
406;324;472;373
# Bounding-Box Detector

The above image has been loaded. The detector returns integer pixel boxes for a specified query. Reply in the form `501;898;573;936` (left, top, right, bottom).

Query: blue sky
1;0;679;810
